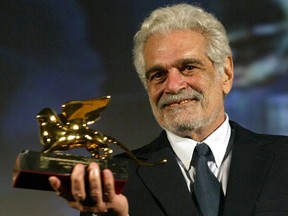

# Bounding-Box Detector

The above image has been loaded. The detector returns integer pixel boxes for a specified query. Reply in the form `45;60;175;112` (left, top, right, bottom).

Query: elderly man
49;3;288;216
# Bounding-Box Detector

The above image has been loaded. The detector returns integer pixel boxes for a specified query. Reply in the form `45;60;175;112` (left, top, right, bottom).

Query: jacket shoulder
230;120;288;149
115;130;168;160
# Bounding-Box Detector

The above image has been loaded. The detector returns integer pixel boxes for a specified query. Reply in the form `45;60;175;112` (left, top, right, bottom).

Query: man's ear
222;55;234;95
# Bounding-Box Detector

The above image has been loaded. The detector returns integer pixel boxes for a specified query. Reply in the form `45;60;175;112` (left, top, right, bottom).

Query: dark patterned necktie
192;143;222;216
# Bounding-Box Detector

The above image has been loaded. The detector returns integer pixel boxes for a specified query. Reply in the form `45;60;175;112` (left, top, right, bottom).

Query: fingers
48;176;61;193
71;163;87;202
49;162;128;215
84;162;104;208
49;175;75;201
102;169;129;215
102;169;115;202
71;162;108;212
84;163;116;212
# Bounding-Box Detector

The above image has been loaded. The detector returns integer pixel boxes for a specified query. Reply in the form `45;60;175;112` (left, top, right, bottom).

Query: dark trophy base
13;150;128;200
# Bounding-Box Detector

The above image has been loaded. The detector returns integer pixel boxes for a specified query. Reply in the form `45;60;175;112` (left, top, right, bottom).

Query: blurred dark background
1;0;287;215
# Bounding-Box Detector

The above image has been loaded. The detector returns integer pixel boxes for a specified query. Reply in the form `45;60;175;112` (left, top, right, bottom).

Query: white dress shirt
167;115;232;194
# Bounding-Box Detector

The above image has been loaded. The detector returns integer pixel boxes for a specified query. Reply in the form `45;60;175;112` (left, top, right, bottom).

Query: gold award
13;96;166;198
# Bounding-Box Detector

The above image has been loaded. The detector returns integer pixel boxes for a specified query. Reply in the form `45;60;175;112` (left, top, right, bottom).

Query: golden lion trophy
13;96;165;198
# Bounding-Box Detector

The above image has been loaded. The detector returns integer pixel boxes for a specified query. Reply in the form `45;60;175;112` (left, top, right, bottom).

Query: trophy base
13;150;128;197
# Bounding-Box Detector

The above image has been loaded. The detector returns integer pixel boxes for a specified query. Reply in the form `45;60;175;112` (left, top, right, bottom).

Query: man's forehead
144;30;206;56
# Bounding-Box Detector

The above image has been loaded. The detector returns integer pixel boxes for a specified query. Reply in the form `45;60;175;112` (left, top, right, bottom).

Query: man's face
143;30;233;140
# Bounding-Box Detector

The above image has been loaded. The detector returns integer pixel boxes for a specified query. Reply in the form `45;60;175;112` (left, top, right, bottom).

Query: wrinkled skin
49;29;233;215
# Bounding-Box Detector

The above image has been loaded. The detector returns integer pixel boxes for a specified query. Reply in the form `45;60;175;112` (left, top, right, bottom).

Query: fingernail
90;168;99;177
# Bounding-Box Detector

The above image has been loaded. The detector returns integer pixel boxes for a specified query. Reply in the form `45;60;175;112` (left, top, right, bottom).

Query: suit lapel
223;122;275;216
136;133;198;216
133;123;275;216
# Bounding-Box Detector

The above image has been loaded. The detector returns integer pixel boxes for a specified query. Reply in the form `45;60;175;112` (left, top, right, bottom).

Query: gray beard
154;104;222;138
149;88;221;138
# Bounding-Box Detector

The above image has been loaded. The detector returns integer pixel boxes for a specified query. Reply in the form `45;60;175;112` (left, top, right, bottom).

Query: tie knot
190;143;215;168
195;143;211;156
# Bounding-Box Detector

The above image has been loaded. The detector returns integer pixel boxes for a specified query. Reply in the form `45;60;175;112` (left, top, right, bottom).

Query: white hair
133;3;232;88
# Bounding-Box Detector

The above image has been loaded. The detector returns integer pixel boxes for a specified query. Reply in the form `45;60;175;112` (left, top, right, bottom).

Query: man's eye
185;65;196;71
149;71;167;81
180;65;197;75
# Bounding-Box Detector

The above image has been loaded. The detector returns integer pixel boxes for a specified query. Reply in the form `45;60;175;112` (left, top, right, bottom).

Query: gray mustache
158;89;203;109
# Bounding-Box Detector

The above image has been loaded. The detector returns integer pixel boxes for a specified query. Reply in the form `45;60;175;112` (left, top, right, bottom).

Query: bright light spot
85;135;92;140
50;116;56;122
67;135;75;140
59;137;66;142
72;125;79;130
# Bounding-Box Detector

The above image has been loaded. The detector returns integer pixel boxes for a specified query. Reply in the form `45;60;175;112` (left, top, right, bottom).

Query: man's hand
49;162;129;216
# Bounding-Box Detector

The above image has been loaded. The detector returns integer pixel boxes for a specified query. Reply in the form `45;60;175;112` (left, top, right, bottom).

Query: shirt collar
167;114;231;169
202;115;231;167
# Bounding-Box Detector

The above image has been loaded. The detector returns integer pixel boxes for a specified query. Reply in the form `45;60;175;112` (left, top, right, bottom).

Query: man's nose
164;69;188;94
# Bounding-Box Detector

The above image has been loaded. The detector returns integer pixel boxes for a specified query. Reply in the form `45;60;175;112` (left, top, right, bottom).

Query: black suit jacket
83;121;288;215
